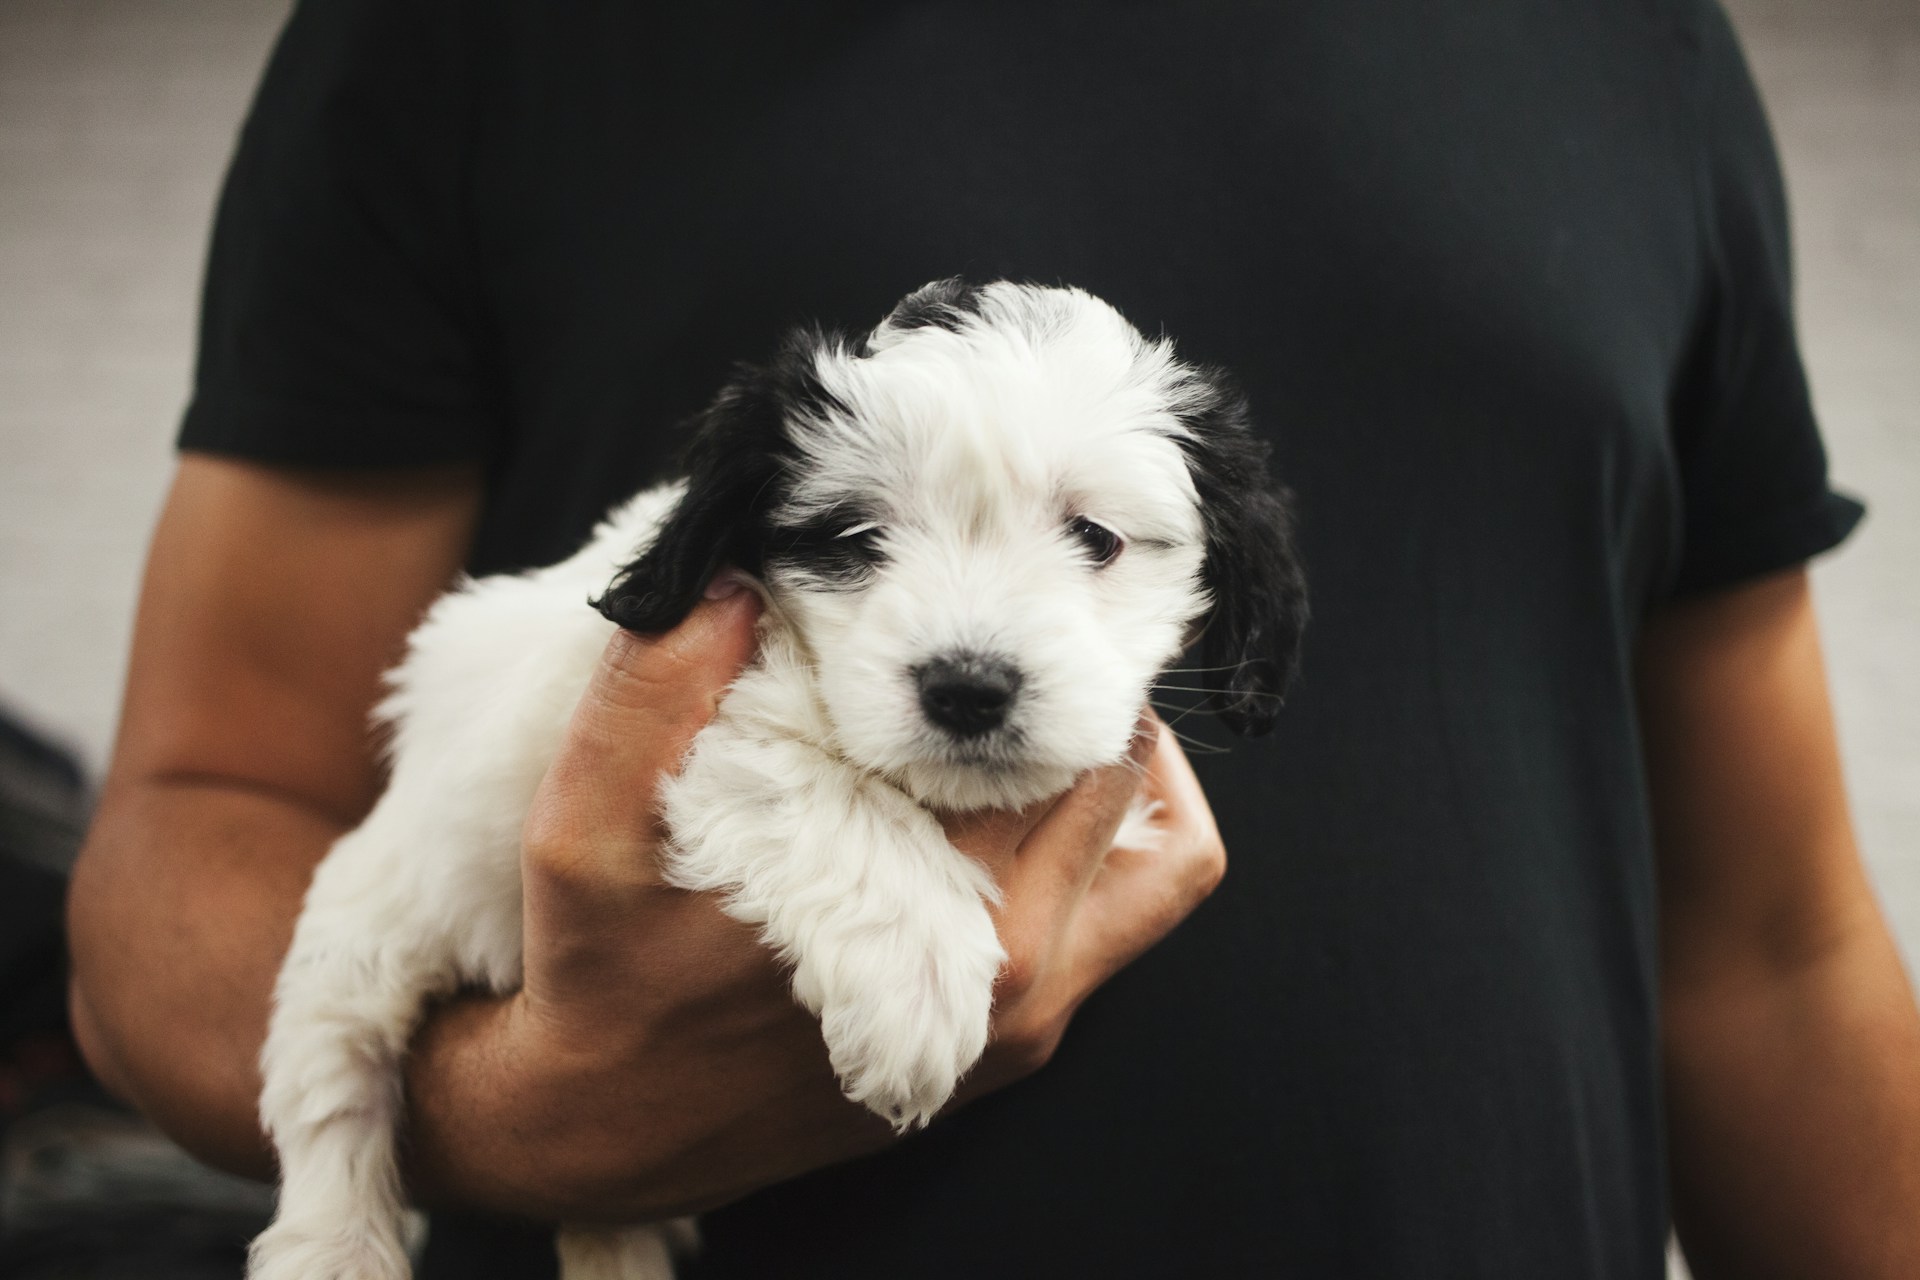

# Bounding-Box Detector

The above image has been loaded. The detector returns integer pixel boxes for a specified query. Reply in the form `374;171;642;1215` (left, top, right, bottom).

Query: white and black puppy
248;280;1307;1280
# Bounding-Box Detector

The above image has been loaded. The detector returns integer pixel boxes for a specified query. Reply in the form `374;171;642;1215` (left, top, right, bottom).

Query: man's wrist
404;988;682;1222
405;991;566;1218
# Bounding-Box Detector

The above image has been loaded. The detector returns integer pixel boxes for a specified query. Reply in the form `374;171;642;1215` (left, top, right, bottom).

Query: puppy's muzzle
915;653;1023;739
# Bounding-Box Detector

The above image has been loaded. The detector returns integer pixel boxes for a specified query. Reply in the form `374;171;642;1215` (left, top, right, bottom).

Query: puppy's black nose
916;655;1023;738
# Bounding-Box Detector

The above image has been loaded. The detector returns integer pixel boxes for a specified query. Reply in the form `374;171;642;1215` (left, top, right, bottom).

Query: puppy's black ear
1179;371;1309;736
879;277;985;336
593;329;845;633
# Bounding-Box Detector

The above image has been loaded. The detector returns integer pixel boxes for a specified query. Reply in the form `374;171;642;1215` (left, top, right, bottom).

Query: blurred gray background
0;1;1913;1272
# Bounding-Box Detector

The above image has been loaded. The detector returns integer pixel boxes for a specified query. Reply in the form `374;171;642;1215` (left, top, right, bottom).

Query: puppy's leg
555;1220;696;1280
802;857;1005;1132
249;814;501;1280
663;734;1006;1130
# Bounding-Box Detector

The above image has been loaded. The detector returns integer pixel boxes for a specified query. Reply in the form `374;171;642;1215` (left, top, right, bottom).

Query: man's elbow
67;978;133;1103
63;959;278;1181
65;841;133;1100
61;827;279;1181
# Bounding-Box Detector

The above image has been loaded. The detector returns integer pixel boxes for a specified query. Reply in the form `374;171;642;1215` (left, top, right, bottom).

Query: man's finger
529;581;761;864
1137;714;1216;853
998;714;1157;912
943;799;1053;882
947;713;1159;884
575;584;761;762
1069;724;1225;985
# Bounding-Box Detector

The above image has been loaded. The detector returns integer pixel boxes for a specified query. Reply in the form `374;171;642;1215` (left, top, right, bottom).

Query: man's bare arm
67;454;484;1174
1640;567;1920;1278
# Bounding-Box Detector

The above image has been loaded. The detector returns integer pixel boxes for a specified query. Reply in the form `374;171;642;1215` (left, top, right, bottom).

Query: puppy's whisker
1146;701;1230;746
1161;701;1209;732
1152;725;1228;756
1151;683;1285;700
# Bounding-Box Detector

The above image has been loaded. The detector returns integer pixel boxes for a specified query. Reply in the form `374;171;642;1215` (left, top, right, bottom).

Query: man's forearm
67;777;651;1213
68;772;873;1219
68;778;344;1178
1666;913;1920;1279
68;777;552;1202
1641;571;1920;1274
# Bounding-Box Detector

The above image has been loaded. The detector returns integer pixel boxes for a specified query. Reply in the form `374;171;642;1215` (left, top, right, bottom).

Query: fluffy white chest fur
247;281;1305;1280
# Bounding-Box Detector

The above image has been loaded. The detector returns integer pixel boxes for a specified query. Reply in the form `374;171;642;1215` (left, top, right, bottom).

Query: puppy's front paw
815;928;1003;1131
249;1218;409;1280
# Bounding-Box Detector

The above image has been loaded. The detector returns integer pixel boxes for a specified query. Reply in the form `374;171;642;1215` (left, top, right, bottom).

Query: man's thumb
534;579;762;854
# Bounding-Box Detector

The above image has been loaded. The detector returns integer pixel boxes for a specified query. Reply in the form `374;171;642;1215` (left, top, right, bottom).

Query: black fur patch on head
592;327;851;633
881;277;986;336
1176;370;1309;736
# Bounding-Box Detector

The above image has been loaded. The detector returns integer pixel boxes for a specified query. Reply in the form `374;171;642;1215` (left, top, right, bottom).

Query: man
66;1;1920;1275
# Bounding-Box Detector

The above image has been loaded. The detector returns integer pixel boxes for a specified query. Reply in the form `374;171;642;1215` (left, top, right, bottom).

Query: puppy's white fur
248;283;1259;1280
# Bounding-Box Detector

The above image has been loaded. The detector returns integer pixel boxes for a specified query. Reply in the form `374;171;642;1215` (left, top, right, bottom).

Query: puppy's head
597;279;1307;809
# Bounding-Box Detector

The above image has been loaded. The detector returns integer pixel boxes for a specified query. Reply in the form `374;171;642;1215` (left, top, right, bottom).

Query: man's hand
408;581;1226;1221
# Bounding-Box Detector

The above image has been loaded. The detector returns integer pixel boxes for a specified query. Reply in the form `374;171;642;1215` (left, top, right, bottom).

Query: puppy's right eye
1068;516;1123;567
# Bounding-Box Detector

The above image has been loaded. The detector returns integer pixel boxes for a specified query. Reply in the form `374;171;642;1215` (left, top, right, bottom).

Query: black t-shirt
180;2;1862;1276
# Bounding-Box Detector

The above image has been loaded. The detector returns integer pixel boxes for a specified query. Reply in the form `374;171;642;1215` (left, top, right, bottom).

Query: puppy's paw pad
249;1221;409;1280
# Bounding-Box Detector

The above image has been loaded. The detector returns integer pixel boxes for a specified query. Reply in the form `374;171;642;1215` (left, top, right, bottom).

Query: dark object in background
0;707;91;876
0;706;87;1117
0;706;274;1280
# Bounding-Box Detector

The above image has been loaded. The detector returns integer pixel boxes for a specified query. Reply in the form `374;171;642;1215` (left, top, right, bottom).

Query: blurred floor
0;0;1913;1274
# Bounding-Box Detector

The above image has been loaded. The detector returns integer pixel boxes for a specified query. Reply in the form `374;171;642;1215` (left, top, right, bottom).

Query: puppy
247;280;1307;1280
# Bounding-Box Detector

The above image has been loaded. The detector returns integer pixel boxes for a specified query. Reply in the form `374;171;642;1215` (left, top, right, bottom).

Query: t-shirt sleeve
1665;1;1863;596
177;0;497;467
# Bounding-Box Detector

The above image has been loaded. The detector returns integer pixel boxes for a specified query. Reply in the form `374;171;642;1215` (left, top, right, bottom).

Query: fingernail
704;573;745;600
